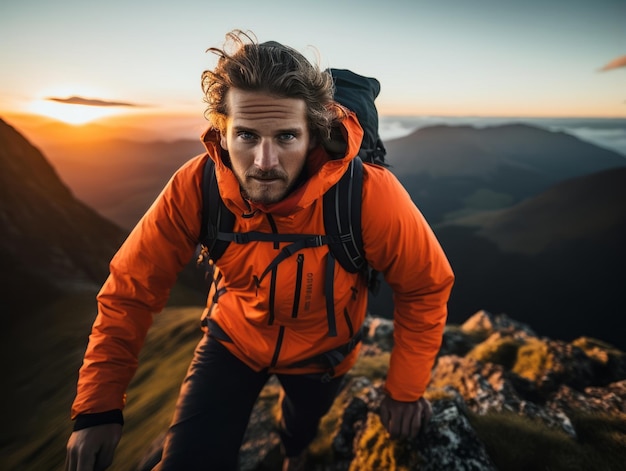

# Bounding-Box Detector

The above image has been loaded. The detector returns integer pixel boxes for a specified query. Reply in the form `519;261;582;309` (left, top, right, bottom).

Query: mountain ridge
0;118;127;311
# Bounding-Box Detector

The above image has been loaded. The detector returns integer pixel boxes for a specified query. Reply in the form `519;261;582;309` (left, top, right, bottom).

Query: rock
518;339;598;394
439;326;475;357
461;310;537;339
430;355;576;437
363;315;394;351
417;396;498;471
335;382;497;471
548;380;626;415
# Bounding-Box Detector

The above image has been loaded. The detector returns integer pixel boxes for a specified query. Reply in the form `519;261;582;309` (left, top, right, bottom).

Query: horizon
1;0;625;123
3;109;626;158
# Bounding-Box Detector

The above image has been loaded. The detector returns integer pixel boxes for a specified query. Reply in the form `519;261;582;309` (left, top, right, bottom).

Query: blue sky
1;0;624;120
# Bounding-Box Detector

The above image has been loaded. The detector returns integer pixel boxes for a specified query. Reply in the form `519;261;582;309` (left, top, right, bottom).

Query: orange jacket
71;112;454;418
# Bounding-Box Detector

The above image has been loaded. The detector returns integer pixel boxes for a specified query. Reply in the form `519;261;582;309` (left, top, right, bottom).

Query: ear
220;132;228;150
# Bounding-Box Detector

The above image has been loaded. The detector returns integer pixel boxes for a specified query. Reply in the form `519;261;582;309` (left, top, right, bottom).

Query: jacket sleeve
361;164;454;402
71;155;207;418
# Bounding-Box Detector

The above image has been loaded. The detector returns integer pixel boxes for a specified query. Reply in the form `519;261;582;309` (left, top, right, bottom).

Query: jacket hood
201;111;364;217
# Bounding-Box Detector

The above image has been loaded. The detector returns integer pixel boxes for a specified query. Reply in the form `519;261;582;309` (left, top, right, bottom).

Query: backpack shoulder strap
199;157;235;263
323;157;381;294
323;157;365;274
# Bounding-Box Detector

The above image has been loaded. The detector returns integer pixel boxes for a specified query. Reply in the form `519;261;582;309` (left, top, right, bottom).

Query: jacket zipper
291;254;304;318
343;308;354;337
270;326;285;367
267;214;279;325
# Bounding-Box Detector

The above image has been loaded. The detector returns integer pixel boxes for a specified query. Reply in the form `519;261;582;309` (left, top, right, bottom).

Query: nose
254;140;279;171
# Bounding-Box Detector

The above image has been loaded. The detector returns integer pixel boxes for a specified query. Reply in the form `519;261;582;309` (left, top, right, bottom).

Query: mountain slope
450;167;626;254
433;168;626;348
0;118;127;311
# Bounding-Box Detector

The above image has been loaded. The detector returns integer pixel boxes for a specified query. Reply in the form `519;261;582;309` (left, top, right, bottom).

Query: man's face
220;88;313;205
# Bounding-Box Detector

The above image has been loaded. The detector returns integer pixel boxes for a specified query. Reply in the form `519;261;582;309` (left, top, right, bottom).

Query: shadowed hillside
0;118;204;470
38;137;205;229
371;167;626;349
0;118;127;311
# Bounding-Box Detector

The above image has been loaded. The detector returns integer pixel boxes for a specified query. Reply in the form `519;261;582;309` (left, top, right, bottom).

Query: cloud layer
46;96;140;107
599;55;626;72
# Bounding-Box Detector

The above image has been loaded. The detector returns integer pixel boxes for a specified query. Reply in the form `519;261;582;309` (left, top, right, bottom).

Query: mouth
250;176;282;183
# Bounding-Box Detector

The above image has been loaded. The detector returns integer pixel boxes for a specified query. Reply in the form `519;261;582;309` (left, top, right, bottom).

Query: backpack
198;68;386;347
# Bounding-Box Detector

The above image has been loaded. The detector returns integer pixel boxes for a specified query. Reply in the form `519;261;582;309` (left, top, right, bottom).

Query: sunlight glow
27;99;125;125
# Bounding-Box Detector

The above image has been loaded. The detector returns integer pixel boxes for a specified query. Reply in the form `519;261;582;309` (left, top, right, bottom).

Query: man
65;30;454;470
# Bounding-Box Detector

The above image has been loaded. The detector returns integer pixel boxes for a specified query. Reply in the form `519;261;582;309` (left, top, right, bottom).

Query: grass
470;410;626;471
466;335;522;369
349;414;419;471
3;285;205;471
512;337;552;382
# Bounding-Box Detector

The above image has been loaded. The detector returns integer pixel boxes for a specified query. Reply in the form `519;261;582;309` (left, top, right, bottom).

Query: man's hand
379;395;432;440
65;424;123;471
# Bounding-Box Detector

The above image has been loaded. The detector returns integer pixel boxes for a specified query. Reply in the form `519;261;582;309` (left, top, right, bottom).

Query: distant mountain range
384;123;626;224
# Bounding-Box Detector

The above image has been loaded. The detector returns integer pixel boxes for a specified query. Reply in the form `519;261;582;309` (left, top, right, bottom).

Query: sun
28;99;123;125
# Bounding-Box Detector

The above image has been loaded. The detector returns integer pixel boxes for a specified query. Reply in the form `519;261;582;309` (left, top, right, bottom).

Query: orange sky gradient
1;0;624;136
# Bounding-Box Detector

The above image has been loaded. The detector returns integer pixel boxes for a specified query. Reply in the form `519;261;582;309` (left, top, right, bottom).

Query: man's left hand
379;395;432;440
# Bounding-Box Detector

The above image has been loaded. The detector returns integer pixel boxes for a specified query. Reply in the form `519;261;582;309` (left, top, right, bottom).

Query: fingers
379;396;432;440
407;402;422;438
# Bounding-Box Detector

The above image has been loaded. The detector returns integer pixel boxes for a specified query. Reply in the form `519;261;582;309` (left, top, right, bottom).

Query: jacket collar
201;111;364;217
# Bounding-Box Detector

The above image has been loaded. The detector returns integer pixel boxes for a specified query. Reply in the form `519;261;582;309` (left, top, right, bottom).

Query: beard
239;168;293;205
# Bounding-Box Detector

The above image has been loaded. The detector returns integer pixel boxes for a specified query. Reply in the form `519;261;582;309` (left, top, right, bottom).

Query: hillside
371;167;626;349
0;118;127;311
437;169;626;349
450;167;626;254
37;137;205;229
6;308;624;470
0;119;204;470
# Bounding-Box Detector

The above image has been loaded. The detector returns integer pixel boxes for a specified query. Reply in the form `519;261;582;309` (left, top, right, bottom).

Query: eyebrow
233;125;304;135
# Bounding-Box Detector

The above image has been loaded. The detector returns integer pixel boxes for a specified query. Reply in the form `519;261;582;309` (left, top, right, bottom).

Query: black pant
156;334;344;470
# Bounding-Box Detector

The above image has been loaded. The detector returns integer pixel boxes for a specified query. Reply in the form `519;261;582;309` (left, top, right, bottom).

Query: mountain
385;123;626;224
35;136;205;229
434;168;626;349
0;118;127;313
449;166;626;254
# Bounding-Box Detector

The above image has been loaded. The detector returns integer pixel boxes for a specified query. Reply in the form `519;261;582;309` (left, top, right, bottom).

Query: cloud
598;55;626;72
46;96;141;107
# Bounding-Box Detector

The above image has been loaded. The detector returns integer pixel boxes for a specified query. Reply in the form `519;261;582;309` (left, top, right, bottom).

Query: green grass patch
349;413;420;471
470;410;626;471
512;338;552;382
467;336;522;369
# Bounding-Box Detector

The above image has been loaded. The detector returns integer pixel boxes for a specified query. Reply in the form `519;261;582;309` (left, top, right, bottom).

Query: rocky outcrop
136;310;626;470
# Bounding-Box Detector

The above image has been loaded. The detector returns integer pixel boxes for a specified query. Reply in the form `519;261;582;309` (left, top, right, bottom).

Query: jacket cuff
73;409;124;431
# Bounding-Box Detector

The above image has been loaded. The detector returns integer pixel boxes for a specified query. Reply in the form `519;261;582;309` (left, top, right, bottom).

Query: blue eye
278;133;296;141
237;131;256;140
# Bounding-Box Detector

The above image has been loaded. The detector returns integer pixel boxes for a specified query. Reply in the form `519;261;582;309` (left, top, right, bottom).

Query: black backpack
198;69;387;338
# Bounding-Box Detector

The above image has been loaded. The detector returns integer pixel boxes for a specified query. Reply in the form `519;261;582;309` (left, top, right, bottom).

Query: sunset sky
1;0;625;128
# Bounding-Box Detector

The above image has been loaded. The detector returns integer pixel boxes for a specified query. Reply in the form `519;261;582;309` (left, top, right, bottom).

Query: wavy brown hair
201;30;345;141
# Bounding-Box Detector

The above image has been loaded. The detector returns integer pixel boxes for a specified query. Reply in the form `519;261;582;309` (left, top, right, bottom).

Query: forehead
225;89;308;129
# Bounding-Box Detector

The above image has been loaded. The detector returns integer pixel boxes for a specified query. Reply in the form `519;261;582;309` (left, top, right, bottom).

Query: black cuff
73;409;124;431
